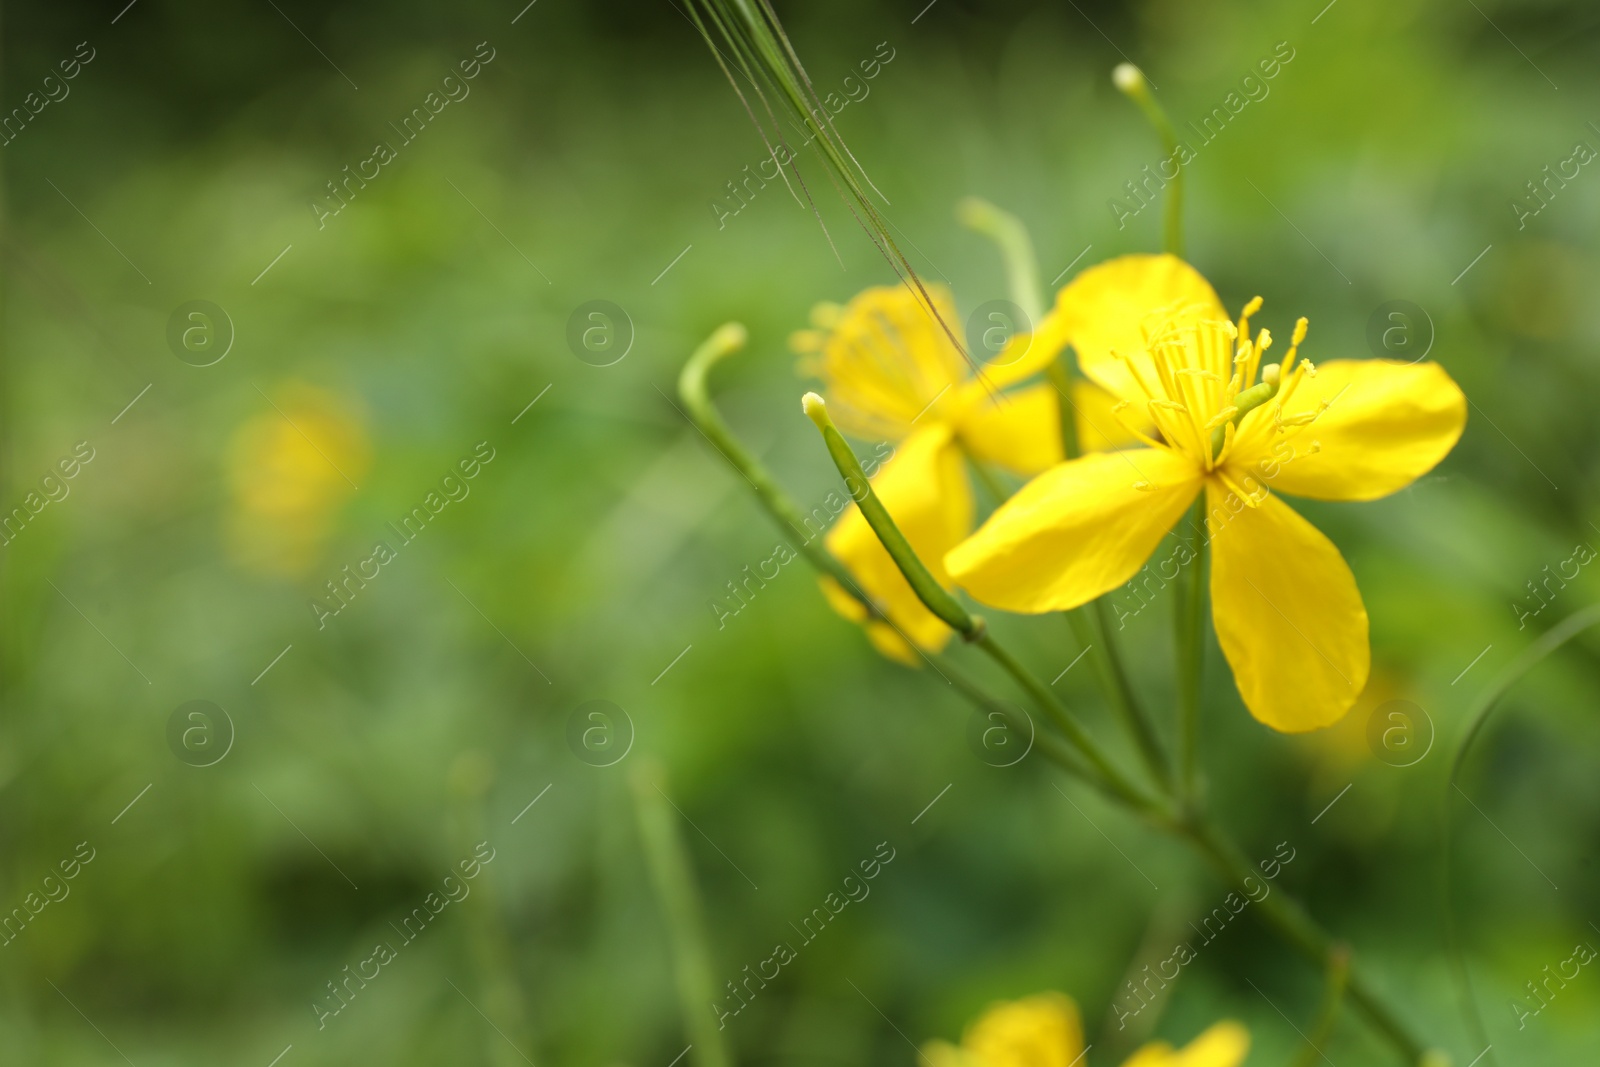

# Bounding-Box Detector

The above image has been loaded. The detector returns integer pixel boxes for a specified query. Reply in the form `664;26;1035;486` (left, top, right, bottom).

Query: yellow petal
963;993;1084;1067
947;449;1201;614
1121;1021;1250;1067
824;425;971;659
1230;359;1466;501
798;283;968;440
1069;377;1151;454
1207;483;1370;731
1053;254;1227;403
954;383;1065;476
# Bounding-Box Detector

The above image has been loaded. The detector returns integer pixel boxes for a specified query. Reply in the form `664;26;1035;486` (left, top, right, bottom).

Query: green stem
1185;817;1426;1064
956;196;1044;322
1173;496;1208;800
630;760;735;1067
955;196;1090;469
1066;605;1170;791
976;632;1163;816
1047;359;1081;460
1112;65;1184;258
678;323;876;614
939;654;1104;791
1443;602;1600;1067
1040;341;1168;792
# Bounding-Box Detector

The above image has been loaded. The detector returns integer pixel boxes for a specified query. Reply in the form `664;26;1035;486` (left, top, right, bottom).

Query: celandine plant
677;7;1472;1064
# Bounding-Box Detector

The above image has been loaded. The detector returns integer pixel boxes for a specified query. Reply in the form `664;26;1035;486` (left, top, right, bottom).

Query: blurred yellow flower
792;283;1061;664
923;992;1248;1067
947;254;1467;731
226;381;370;577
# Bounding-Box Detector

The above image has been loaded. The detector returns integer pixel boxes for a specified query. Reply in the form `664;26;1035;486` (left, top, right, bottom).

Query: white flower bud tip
1112;64;1144;92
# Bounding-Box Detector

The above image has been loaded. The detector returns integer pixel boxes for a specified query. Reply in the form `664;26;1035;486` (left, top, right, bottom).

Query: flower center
1111;297;1321;477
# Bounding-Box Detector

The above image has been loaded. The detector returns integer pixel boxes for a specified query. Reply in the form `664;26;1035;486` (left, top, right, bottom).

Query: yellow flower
922;992;1249;1067
226;381;369;576
946;254;1467;731
793;283;1062;664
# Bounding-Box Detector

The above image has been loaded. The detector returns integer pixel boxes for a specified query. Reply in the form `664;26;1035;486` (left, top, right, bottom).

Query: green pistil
1208;375;1279;458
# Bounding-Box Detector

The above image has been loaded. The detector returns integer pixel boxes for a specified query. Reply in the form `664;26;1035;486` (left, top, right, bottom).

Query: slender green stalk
678;323;877;614
1184;817;1426;1063
958;194;1083;469
630;760;734;1067
1173;496;1208;800
449;763;532;1067
1112;64;1184;258
956;196;1044;322
1443;602;1600;1067
803;393;974;633
975;632;1163;815
1291;944;1351;1067
1047;360;1082;460
939;654;1104;791
1067;604;1171;791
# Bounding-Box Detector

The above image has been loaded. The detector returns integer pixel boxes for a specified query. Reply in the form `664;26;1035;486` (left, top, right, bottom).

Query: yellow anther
1281;316;1310;378
1237;297;1264;359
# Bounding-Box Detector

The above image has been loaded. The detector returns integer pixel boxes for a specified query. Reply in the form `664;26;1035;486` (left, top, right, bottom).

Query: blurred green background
2;0;1598;1063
